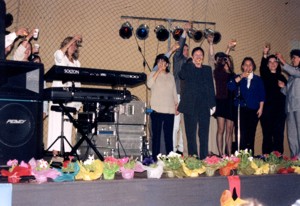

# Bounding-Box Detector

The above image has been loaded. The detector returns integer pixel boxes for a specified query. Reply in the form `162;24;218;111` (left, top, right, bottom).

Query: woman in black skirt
214;52;236;156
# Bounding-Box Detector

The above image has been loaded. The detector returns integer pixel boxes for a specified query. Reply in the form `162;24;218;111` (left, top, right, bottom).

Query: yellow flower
292;166;300;174
250;161;269;175
182;163;205;177
75;159;103;181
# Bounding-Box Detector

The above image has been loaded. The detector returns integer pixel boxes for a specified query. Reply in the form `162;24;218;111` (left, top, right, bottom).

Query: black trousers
150;112;174;161
235;107;259;154
183;109;210;160
260;105;286;154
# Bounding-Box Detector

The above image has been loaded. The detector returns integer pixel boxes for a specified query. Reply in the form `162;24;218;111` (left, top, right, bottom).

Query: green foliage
184;156;202;170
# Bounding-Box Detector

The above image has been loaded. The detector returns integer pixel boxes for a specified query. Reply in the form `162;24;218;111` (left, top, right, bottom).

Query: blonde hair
60;36;79;60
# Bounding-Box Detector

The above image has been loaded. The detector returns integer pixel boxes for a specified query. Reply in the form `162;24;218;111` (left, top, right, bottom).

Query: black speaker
0;0;6;60
0;100;43;164
0;60;44;165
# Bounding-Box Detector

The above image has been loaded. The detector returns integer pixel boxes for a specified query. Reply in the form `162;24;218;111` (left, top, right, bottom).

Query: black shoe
176;150;183;155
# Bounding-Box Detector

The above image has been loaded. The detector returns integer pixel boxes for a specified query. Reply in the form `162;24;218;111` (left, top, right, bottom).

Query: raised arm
260;44;270;78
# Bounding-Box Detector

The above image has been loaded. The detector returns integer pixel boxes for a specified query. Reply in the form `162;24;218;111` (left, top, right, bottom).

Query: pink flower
7;159;18;167
19;161;29;168
204;156;221;166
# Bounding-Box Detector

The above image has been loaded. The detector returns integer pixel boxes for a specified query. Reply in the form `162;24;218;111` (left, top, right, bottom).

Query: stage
6;173;300;206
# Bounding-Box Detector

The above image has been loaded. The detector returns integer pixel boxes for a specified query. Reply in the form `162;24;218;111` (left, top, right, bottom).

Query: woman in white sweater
147;54;178;161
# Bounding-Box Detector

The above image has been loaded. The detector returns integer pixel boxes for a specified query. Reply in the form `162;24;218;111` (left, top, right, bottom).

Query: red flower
272;151;282;158
1;165;32;183
277;167;295;174
63;160;70;168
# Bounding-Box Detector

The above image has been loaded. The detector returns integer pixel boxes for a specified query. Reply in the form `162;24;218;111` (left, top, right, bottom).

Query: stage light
204;28;222;44
171;26;183;41
136;24;149;40
119;21;133;39
187;28;203;42
154;25;169;41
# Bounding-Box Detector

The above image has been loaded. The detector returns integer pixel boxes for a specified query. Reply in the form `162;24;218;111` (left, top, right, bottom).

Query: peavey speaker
0;60;44;165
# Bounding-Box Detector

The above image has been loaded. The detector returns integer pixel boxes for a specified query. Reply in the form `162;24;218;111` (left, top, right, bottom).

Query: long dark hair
215;54;234;74
267;54;281;74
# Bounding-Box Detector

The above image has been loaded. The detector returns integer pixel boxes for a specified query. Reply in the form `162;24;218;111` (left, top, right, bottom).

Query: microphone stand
133;33;151;72
237;85;241;152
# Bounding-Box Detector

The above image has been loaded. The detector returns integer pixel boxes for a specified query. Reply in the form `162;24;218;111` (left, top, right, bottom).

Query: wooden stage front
8;173;300;206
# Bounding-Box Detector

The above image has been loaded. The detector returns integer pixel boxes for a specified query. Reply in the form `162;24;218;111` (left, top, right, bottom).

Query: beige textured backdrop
5;0;300;156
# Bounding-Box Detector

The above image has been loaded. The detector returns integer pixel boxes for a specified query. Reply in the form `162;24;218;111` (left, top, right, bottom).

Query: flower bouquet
219;156;240;176
119;157;144;180
203;155;222;176
235;149;255;175
264;151;283;174
277;156;295;174
291;156;300;174
102;156;120;180
29;158;60;183
54;156;80;182
75;155;103;181
182;155;205;177
158;152;185;178
250;158;269;175
1;160;32;183
142;157;164;179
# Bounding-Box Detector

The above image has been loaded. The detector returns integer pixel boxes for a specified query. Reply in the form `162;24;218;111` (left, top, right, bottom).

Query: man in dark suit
178;46;216;159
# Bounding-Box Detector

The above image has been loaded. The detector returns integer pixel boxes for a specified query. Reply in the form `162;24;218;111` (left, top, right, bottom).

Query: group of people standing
5;22;300;162
147;23;300;160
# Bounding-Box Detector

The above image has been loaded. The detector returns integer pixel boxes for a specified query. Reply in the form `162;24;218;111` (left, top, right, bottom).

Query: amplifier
77;123;147;160
115;101;146;125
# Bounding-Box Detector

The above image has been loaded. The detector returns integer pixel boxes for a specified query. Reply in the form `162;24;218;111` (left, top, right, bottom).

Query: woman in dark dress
260;45;287;154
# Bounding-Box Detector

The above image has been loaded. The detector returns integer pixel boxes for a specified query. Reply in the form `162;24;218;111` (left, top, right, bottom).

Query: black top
259;57;287;108
178;62;216;114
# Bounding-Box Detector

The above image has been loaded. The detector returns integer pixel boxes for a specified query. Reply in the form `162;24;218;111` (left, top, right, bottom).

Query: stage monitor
0;60;44;100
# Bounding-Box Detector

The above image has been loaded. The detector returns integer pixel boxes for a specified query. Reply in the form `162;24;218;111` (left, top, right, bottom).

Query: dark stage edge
11;173;300;206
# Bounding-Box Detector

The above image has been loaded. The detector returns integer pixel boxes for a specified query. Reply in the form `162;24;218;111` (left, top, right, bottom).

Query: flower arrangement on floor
219;156;240;176
158;152;185;178
1;160;32;183
291;157;300;174
263;151;283;174
119;157;144;180
142;157;164;179
235;149;255;175
29;158;60;183
103;156;120;180
276;155;296;174
203;155;223;176
250;158;269;175
182;155;205;177
75;155;103;181
54;156;80;182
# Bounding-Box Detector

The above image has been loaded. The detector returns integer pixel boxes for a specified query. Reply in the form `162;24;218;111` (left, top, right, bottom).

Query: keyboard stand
58;103;104;161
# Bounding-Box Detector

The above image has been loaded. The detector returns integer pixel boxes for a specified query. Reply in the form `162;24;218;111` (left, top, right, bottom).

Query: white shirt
54;49;81;67
5;32;17;48
247;72;254;88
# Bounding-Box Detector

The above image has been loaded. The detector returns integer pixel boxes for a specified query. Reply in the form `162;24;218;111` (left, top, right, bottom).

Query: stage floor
10;173;300;206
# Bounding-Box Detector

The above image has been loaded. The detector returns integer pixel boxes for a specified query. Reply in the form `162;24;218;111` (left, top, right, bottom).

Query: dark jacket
178;62;216;115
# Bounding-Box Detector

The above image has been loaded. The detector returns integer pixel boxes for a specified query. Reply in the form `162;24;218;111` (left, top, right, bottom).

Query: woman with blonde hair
47;35;83;158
